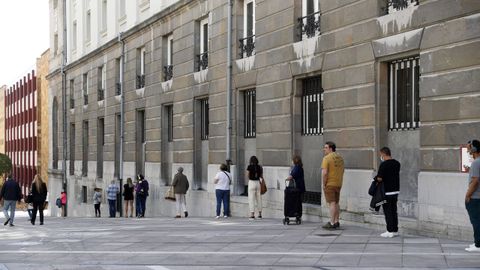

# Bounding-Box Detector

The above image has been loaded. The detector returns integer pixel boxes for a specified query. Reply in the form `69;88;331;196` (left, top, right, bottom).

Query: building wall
48;0;480;240
0;85;5;153
37;50;50;184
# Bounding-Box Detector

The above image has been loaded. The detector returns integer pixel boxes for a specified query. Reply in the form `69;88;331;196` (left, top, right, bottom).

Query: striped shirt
106;184;119;200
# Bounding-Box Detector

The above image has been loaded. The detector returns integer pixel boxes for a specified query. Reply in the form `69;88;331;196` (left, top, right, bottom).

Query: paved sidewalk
0;213;478;269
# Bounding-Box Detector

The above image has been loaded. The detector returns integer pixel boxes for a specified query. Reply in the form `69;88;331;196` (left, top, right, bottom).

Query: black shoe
322;222;335;230
9;223;14;227
40;222;44;225
31;221;35;225
184;211;188;218
333;222;340;228
4;218;10;226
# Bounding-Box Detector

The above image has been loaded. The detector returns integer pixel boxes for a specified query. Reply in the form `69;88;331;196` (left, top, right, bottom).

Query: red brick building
5;71;37;194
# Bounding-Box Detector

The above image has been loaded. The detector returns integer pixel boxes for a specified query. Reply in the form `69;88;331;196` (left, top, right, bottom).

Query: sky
0;0;49;87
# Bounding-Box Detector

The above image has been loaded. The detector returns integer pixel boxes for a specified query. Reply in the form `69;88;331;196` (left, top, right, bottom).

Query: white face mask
380;156;384;162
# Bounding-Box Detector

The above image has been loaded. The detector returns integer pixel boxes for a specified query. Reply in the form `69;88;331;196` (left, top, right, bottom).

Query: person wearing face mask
464;140;480;252
374;147;401;238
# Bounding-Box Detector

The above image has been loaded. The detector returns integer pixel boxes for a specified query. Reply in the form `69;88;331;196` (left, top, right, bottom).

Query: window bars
244;89;256;138
301;76;323;136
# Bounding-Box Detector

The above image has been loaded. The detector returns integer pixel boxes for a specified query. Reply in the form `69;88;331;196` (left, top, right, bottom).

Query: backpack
56;198;62;208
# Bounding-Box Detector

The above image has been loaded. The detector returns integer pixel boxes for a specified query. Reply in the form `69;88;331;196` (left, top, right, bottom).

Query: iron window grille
244;89;256;138
164;65;173;81
388;56;420;130
70;96;75;109
301;76;323;135
200;99;209;140
385;0;418;14
298;11;321;39
303;191;322;205
83;73;88;105
239;35;255;58
166;105;173;142
196;52;208;71
82;121;89;177
136;74;145;89
69;123;75;176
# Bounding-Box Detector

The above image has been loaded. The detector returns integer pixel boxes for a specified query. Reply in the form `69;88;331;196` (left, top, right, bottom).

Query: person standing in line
172;167;189;218
321;141;344;230
465;140;480;252
93;188;102;217
213;164;232;219
60;190;67;217
246;156;263;220
123;178;135;218
135;174;149;218
0;174;22;227
375;147;401;238
107;180;119;218
287;155;306;205
30;175;48;225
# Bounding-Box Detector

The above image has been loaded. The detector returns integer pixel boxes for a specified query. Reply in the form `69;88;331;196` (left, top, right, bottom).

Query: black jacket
31;182;48;203
0;178;22;201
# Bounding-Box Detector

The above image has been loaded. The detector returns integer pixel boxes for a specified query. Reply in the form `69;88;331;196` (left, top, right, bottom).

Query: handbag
260;178;267;195
164;186;176;201
25;193;33;204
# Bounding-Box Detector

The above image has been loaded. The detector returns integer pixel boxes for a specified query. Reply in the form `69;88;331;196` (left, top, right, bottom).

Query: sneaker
9;223;14;227
465;245;480;252
184;211;188;218
215;216;220;219
391;232;399;237
333;222;340;228
322;222;335;230
40;222;43;225
380;231;396;238
4;218;10;226
223;215;228;218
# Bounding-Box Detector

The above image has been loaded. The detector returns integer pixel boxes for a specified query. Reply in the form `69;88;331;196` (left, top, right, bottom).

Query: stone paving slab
0;215;479;269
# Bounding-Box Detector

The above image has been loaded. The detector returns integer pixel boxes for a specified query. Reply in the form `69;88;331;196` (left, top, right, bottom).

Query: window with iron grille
386;0;418;14
69;123;75;175
244;89;256;138
166;105;173;142
200;99;209;140
97;117;104;178
299;0;320;40
83;72;88;105
239;0;255;58
82;120;89;177
69;79;74;109
82;186;87;203
388;56;420;130
301;76;323;135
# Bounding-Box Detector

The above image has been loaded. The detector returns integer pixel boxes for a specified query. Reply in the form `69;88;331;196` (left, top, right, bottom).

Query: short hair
220;163;228;171
380;147;391;156
177;167;184;173
325;141;336;152
249;156;259;165
469;140;480;153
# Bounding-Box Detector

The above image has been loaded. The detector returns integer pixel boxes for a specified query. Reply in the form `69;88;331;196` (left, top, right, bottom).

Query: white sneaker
466;245;480;252
469;243;476;248
215;216;220;219
380;231;393;238
391;232;399;237
223;215;228;218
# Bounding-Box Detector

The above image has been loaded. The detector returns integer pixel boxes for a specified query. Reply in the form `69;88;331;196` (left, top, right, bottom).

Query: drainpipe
226;0;233;167
118;32;125;217
61;0;68;216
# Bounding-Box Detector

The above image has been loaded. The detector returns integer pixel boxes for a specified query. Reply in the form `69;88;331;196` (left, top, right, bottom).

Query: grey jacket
172;173;189;194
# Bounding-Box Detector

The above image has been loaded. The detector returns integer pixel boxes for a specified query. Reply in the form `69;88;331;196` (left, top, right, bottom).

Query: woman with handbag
213;164;232;218
30;175;48;225
246;156;264;220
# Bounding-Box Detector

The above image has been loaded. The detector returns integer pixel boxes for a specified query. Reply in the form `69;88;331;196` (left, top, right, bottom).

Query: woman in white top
213;163;232;218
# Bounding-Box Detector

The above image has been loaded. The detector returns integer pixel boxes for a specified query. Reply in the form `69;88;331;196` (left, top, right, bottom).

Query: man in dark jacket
172;167;190;218
375;147;401;238
0;175;22;227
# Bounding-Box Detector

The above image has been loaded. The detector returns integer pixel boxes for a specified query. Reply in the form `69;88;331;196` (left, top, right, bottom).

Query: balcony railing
136;74;145;89
385;0;418;14
116;82;121;96
83;94;88;105
164;65;173;81
298;11;320;39
239;35;255;58
97;88;104;101
196;52;208;71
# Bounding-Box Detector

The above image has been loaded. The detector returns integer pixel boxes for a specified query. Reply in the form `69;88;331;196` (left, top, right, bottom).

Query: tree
0;153;12;178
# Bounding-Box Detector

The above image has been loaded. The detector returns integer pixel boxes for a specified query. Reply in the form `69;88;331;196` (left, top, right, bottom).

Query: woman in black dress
123;178;134;217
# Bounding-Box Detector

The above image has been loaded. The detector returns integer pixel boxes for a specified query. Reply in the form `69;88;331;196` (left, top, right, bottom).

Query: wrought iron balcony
196;52;208;71
115;82;121;96
70;98;74;109
298;11;321;39
83;94;88;105
385;0;418;14
164;65;173;81
97;88;105;101
136;74;145;89
239;35;255;58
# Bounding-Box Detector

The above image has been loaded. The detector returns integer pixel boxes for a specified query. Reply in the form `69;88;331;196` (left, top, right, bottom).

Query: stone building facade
37;50;50;184
48;0;480;239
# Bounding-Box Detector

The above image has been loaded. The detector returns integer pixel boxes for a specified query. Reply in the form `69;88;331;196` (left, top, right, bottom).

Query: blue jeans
136;195;146;217
215;189;230;217
466;198;480;247
108;199;116;217
3;200;16;225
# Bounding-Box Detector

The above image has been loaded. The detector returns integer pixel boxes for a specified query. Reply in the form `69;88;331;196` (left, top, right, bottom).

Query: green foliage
0;153;12;176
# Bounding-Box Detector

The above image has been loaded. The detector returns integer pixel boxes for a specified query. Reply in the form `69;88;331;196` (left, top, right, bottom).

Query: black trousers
94;203;101;217
382;195;398;233
32;201;45;224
